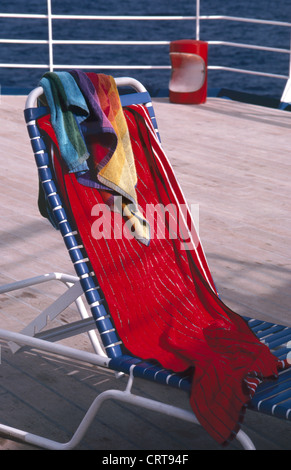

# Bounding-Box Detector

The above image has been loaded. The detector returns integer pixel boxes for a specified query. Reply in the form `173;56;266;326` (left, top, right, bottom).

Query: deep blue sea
0;0;290;98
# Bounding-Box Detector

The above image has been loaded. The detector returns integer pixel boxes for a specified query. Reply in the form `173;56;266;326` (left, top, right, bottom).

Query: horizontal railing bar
0;63;49;68
0;39;48;44
48;64;172;70
0;13;290;27
208;41;291;54
200;15;291;28
0;13;48;19
1;39;289;55
55;40;170;45
1;62;288;79
0;13;196;20
0;38;170;46
55;15;196;21
208;65;289;79
0;63;171;70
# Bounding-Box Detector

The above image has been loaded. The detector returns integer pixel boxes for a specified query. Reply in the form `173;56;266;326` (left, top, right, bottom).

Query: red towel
37;103;286;446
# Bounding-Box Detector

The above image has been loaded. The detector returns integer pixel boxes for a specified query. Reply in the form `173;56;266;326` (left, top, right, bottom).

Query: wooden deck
0;94;290;450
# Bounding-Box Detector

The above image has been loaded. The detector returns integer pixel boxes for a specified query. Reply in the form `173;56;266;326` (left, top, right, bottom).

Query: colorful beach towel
37;102;287;446
40;71;150;245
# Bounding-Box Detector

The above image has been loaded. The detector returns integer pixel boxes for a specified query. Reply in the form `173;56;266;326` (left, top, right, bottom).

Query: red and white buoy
169;39;208;105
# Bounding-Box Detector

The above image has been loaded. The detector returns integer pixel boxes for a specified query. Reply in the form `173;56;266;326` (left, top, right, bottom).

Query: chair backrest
24;77;160;360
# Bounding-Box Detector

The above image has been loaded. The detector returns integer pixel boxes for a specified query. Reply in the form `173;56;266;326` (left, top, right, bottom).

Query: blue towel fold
40;71;90;172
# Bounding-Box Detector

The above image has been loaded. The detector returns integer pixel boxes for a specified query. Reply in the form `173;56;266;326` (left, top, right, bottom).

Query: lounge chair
0;74;290;450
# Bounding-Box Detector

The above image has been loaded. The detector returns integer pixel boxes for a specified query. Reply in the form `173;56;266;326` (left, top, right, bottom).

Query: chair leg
236;430;256;450
0;361;256;450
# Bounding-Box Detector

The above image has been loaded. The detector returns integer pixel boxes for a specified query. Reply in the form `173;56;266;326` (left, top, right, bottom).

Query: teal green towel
40;72;89;172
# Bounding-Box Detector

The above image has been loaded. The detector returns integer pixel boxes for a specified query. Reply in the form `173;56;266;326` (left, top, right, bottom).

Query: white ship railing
0;0;290;101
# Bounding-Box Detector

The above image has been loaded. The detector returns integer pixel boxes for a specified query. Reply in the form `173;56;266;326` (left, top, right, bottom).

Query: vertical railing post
47;0;54;71
280;33;291;103
196;0;200;40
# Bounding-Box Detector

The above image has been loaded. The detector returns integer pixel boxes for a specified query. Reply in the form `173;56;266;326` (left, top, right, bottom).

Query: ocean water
0;0;290;98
